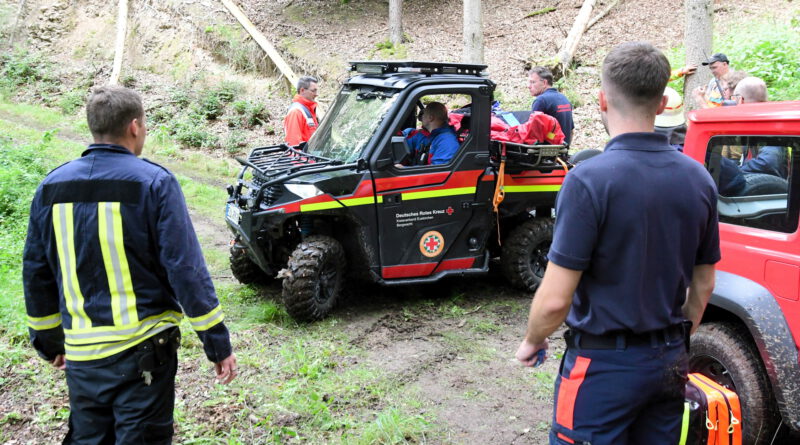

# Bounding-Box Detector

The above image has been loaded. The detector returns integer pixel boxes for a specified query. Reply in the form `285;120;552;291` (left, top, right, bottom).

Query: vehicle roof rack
349;60;488;76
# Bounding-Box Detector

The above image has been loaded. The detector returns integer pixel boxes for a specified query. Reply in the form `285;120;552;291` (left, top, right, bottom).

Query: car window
392;93;473;168
705;136;799;233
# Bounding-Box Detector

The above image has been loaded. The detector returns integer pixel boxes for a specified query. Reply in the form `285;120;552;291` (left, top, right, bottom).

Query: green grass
0;119;83;345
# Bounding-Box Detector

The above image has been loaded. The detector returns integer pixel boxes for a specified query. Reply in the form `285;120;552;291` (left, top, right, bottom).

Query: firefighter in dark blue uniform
516;42;720;444
23;86;237;444
529;66;575;145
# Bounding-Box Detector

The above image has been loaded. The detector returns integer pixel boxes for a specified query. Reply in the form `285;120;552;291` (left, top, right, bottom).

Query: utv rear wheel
689;322;777;445
282;236;346;322
230;243;269;285
501;218;553;291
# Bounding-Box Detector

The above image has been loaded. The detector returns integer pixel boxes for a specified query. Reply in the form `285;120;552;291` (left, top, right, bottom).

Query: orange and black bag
681;372;742;445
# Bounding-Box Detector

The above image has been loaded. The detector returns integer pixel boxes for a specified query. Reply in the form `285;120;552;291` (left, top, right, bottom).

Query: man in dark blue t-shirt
529;66;575;145
516;43;719;445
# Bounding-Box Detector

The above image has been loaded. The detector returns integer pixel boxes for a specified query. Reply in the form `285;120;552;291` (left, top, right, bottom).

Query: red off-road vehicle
682;101;800;444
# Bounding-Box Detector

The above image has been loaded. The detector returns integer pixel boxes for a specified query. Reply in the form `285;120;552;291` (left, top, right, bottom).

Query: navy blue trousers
550;339;688;445
63;344;178;445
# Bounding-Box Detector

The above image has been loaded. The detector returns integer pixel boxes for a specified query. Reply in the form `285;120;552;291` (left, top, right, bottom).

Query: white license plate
226;203;241;223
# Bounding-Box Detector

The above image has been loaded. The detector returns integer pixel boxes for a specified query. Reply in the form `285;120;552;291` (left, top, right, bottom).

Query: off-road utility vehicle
682;101;800;444
224;61;570;321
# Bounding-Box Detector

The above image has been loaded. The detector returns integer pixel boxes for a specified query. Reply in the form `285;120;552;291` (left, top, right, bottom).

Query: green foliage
0;128;69;343
57;89;86;115
169;114;219;148
228;100;269;129
370;40;408;60
203;24;264;73
0;49;48;88
225;129;247;154
668;17;800;101
719;22;800;101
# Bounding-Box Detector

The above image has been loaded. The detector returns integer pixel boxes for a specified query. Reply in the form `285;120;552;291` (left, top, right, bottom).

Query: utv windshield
305;86;399;163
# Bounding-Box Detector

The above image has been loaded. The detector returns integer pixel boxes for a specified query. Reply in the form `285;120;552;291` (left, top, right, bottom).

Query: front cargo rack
237;146;341;185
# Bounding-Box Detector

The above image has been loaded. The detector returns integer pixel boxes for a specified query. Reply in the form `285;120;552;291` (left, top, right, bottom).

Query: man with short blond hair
24;85;237;444
516;42;719;444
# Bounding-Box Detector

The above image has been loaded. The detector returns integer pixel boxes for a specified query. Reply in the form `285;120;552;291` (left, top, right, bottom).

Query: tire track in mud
341;291;564;444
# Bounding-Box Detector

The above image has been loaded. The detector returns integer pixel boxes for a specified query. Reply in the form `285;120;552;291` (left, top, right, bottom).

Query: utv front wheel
501;218;553;291
689;322;777;445
282;236;346;322
230;243;269;285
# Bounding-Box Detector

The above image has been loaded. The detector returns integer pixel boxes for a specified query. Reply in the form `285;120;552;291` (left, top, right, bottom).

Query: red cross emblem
446;206;454;215
419;230;444;258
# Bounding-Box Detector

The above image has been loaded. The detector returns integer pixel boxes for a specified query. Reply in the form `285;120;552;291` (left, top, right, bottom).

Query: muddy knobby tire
690;322;778;445
282;236;346;322
501;218;553;292
230;244;269;285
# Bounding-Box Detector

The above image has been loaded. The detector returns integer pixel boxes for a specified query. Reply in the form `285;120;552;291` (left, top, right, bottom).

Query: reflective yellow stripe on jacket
27;313;62;330
188;305;224;331
64;311;182;361
98;202;139;326
52;203;92;330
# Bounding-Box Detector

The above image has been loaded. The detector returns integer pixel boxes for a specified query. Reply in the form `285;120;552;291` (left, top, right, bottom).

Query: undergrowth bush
667;16;800;101
0;130;62;342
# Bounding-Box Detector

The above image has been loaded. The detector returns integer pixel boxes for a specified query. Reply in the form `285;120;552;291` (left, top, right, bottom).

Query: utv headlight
285;183;324;200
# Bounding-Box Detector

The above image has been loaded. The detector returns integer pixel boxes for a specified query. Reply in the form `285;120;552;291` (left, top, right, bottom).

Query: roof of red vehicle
687;100;800;124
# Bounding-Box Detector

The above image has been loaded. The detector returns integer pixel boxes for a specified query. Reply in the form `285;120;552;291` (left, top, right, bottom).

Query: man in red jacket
283;76;319;146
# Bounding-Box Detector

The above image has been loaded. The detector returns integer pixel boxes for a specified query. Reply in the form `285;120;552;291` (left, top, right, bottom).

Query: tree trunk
463;0;483;64
684;0;713;110
6;0;26;48
389;0;403;46
555;0;595;78
109;0;128;86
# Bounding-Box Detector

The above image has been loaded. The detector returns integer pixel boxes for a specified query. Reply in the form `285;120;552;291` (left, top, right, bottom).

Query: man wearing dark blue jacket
23;86;237;444
529;66;574;145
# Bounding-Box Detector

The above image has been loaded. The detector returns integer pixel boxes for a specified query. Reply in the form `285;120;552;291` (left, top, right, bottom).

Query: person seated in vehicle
741;145;787;179
402;102;459;165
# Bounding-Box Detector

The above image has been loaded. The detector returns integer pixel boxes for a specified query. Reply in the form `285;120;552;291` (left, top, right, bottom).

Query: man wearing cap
692;53;731;108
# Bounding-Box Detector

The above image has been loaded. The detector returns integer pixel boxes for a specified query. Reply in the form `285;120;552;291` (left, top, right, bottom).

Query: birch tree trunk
109;0;128;85
684;0;713;110
555;0;595;77
389;0;403;46
463;0;483;64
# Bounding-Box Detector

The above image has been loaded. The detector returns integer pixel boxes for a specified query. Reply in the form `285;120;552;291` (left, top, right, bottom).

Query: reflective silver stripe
189;307;224;331
65;323;176;360
27;313;62;330
101;202;133;325
57;204;87;330
65;312;181;343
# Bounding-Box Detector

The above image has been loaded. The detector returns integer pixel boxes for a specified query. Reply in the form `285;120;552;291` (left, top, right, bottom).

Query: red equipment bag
681;373;743;445
491;111;565;145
